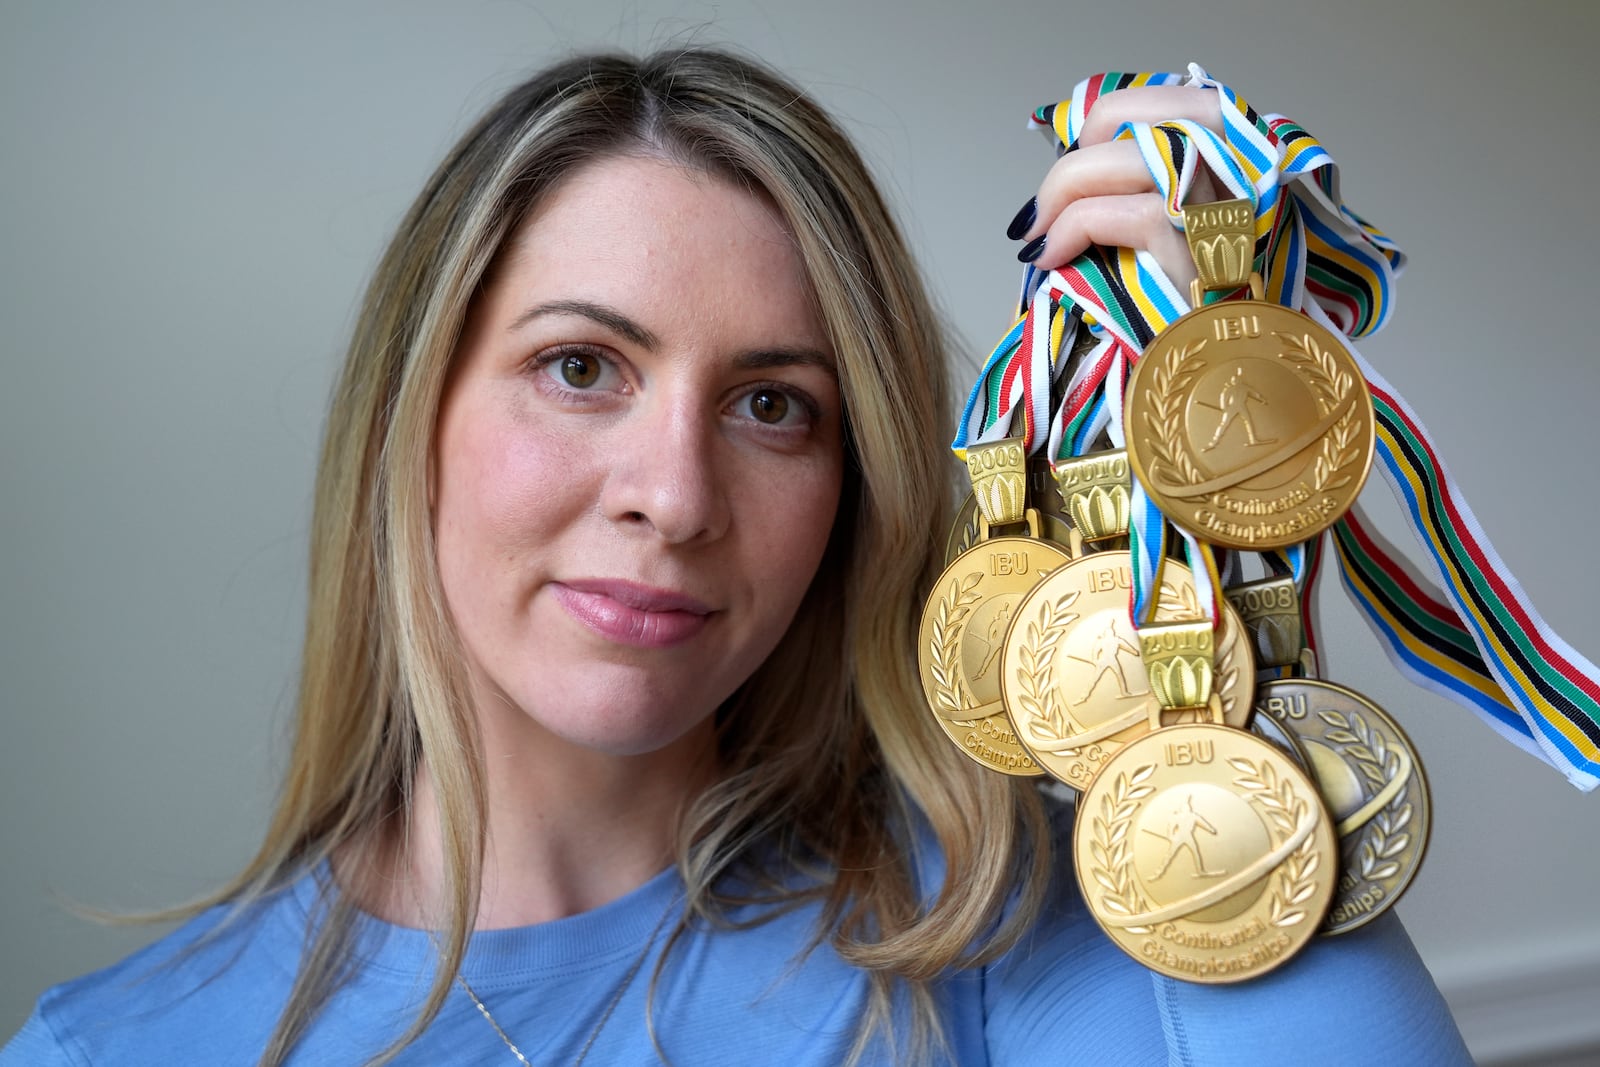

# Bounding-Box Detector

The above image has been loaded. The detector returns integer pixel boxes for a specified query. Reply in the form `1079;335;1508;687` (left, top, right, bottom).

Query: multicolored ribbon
994;64;1600;790
1324;304;1600;791
1327;508;1545;764
951;288;1076;459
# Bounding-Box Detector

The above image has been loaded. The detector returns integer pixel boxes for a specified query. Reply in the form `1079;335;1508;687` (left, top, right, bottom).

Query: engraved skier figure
1199;367;1275;451
1068;619;1142;703
970;600;1014;682
1143;795;1224;879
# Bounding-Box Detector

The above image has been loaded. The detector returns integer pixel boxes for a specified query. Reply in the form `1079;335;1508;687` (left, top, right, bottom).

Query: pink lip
550;579;714;648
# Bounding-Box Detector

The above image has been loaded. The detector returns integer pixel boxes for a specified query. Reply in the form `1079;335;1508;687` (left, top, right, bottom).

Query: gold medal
1253;679;1431;934
920;438;1072;777
1123;200;1376;550
1000;552;1255;791
1074;722;1337;982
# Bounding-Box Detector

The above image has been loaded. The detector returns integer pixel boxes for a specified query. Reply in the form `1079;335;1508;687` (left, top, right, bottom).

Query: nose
600;396;731;545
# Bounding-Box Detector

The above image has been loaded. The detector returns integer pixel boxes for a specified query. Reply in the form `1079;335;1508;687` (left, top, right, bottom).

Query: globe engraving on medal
918;535;1074;777
999;553;1255;792
1124;302;1376;550
1253;679;1431;934
1073;724;1337;983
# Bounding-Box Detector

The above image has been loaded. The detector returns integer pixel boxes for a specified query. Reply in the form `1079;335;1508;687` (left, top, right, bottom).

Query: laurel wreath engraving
1141;342;1209;490
927;572;983;717
1227;757;1323;928
1015;592;1080;743
1089;763;1158;934
1319;708;1412;882
1277;332;1364;494
950;507;984;559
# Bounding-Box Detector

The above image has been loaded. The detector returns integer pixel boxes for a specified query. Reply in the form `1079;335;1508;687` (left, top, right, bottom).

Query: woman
2;48;1469;1065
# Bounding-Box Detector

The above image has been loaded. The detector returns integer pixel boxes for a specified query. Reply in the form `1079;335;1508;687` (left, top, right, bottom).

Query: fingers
1007;84;1233;290
1013;140;1191;285
1075;85;1223;148
1024;140;1160;244
1021;192;1197;293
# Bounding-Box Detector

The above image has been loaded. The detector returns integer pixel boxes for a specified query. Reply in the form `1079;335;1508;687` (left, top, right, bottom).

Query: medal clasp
1137;618;1216;723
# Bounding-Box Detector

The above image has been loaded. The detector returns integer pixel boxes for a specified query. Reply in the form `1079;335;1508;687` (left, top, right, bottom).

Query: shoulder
976;790;1473;1066
2;879;308;1066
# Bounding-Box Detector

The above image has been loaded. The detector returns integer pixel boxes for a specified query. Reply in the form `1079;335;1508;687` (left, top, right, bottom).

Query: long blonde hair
204;48;1049;1064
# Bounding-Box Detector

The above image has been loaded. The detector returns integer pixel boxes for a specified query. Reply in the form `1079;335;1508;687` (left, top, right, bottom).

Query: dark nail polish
1006;196;1037;241
1017;235;1046;263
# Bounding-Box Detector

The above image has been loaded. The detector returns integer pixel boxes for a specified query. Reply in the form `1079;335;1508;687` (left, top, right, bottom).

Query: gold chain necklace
453;895;678;1066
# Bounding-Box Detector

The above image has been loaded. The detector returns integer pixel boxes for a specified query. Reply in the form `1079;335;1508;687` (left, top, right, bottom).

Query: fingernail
1017;235;1046;263
1006;196;1037;241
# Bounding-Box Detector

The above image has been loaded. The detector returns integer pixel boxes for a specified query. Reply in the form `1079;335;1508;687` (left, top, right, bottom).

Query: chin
514;675;726;759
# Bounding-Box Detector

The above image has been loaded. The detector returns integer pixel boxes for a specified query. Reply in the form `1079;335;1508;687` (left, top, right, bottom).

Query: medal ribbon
1327;509;1548;762
1324;310;1600;791
951;288;1077;460
1016;66;1600;789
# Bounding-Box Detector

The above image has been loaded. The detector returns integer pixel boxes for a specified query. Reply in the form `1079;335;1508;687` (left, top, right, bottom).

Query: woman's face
433;155;844;759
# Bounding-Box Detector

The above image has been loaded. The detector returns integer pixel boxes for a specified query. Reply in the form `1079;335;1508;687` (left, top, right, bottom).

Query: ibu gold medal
1253;679;1431;934
1000;554;1255;791
1074;722;1337;982
1124;200;1376;550
920;438;1072;777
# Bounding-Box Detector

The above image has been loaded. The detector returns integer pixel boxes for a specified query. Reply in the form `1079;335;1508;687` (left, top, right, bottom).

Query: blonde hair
202;48;1049;1065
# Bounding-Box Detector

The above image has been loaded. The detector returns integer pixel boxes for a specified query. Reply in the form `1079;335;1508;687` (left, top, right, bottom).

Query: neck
359;702;717;930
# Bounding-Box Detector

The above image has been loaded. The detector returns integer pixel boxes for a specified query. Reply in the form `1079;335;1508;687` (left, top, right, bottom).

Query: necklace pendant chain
459;973;533;1065
454;894;678;1066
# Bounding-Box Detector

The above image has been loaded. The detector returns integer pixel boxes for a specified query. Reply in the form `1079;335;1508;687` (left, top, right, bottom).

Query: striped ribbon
987;64;1600;789
1327;508;1547;765
950;290;1076;460
1320;299;1600;790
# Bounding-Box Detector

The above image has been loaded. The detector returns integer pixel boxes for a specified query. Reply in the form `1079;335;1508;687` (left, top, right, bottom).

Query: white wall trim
1440;943;1600;1064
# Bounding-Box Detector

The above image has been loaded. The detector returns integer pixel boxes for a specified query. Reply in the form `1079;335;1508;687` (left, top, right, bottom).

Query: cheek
435;404;583;569
751;456;845;599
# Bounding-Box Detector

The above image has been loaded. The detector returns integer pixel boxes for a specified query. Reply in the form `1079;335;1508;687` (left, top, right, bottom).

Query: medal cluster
919;198;1431;984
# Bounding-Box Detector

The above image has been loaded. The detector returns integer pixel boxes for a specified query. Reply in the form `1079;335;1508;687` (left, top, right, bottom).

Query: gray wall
5;1;1597;1059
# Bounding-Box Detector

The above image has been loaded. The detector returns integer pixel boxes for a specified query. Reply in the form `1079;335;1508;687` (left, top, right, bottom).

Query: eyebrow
734;347;838;379
508;299;660;350
508;299;836;379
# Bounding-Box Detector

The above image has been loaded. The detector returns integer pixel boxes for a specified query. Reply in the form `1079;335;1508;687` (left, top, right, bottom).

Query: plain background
4;1;1597;1061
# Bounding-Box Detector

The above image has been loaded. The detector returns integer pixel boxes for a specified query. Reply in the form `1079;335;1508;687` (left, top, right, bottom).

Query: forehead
484;155;828;352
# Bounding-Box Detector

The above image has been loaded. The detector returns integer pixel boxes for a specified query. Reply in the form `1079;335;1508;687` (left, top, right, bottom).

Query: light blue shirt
3;812;1471;1065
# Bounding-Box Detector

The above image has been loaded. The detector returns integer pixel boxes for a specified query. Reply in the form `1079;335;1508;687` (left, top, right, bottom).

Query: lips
550;579;714;648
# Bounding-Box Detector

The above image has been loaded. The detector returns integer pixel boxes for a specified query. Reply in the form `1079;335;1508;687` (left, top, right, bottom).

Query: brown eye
560;353;600;388
748;389;789;424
